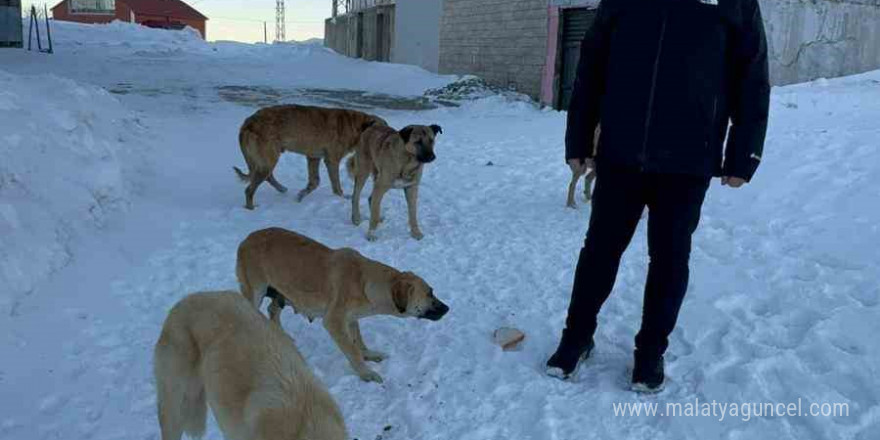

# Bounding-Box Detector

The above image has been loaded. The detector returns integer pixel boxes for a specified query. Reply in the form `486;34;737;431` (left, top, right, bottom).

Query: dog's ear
430;124;443;136
391;277;411;314
399;126;415;144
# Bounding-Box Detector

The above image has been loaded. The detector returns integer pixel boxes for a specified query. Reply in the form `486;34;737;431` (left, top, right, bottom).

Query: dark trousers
564;165;711;357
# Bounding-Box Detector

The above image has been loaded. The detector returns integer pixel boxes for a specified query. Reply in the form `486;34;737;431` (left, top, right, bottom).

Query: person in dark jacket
546;0;770;392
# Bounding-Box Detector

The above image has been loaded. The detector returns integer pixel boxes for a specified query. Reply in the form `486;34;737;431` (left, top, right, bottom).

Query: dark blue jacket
565;0;770;181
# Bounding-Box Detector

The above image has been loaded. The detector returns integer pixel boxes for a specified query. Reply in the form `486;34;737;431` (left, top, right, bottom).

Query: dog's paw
566;201;577;209
352;215;362;226
411;230;424;241
364;350;388;363
358;369;384;383
366;231;379;242
244;204;256;211
296;190;310;203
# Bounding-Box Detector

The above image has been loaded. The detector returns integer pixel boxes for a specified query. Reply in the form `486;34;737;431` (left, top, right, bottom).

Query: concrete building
51;0;208;39
1;0;23;48
325;0;880;109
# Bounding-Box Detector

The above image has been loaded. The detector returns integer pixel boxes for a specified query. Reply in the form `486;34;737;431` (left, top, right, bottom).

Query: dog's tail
154;322;207;440
233;166;250;183
234;124;261;184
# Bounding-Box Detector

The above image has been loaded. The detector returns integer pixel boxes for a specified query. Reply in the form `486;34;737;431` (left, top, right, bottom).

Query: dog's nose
423;302;449;321
420;153;436;163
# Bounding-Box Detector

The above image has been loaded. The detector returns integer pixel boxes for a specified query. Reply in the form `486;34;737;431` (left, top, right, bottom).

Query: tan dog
566;125;601;208
233;104;387;210
347;123;442;241
154;291;347;440
236;227;449;383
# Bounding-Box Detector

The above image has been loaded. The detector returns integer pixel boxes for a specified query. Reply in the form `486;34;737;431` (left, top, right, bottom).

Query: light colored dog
233;104;387;209
236;227;450;383
566;125;601;208
347;122;442;241
154;291;347;440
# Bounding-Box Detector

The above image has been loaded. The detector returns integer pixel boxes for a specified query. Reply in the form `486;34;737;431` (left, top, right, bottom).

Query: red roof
120;0;207;21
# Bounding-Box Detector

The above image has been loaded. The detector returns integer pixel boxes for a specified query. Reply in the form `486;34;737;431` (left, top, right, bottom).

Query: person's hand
721;176;747;188
568;158;595;172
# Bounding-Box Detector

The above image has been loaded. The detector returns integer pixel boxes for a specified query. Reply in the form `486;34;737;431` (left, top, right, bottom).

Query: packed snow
0;20;878;440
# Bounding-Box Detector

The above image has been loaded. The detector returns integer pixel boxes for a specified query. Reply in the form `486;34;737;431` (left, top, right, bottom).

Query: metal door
558;8;597;110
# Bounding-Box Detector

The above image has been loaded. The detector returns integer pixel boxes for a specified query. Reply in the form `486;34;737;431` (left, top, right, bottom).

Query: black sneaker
545;335;594;380
631;351;665;393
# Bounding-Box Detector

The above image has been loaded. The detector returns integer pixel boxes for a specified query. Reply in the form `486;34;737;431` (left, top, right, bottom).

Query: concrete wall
325;13;361;57
1;0;23;48
439;0;550;99
393;0;441;72
325;5;394;61
361;5;394;61
762;0;880;85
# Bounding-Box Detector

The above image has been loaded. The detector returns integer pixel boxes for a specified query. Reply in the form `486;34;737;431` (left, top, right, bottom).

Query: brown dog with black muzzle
233;104;387;210
236;227;449;383
347;122;442;241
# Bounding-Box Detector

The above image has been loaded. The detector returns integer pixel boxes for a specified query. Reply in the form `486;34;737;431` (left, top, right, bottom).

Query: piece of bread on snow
493;327;526;351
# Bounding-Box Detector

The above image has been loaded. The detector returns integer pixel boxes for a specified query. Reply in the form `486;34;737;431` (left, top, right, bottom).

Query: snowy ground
1;21;878;440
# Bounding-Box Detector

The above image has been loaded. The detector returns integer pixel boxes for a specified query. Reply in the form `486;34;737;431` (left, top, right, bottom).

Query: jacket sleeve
723;0;770;181
565;1;615;162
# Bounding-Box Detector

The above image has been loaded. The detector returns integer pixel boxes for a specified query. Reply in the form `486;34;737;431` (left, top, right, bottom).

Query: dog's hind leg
297;157;321;202
265;286;286;325
267;173;288;193
325;158;345;198
154;334;206;440
244;169;269;210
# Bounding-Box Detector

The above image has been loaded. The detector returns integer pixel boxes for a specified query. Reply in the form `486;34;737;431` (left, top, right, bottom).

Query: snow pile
21;20;455;97
49;19;207;55
424;75;535;104
0;69;143;314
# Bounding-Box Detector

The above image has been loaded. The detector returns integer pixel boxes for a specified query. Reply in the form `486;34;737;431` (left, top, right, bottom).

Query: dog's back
154;291;347;440
237;228;335;312
242;105;385;159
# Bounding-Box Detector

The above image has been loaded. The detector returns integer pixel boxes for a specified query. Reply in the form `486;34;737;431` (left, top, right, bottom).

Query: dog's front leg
404;185;423;240
367;184;390;241
324;312;383;383
349;321;387;362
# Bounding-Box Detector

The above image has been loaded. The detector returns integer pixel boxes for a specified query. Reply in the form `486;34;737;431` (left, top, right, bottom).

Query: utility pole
264;21;268;44
275;0;285;43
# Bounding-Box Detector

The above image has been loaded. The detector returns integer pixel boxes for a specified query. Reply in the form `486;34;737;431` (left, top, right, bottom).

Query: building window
70;0;115;14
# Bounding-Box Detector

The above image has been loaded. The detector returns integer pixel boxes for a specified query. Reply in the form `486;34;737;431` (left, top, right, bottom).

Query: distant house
326;0;880;109
51;0;208;39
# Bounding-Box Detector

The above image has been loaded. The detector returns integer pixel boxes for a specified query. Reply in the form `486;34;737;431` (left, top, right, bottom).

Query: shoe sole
545;350;591;381
631;381;665;394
